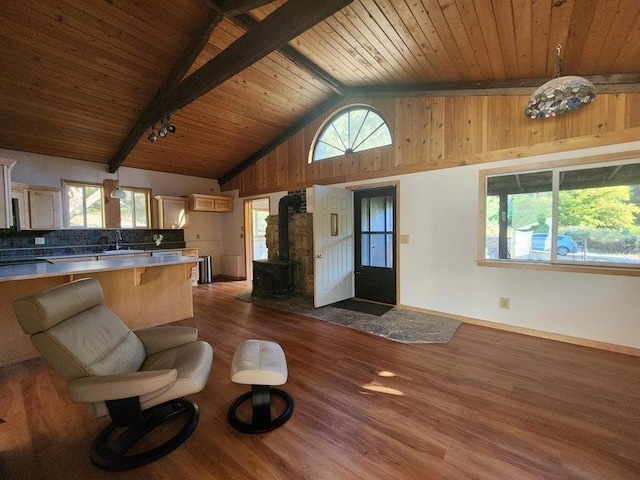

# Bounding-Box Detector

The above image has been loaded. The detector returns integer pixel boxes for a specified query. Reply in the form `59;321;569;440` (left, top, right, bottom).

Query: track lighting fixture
147;116;177;142
163;117;177;133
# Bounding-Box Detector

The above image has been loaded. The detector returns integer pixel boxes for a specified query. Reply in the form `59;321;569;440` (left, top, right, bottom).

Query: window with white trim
311;105;392;161
66;182;104;228
481;159;640;269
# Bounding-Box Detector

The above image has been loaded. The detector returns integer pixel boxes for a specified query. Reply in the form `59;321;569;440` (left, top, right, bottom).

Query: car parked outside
531;233;579;256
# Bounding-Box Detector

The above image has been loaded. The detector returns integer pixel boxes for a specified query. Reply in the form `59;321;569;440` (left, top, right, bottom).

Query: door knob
315;254;323;259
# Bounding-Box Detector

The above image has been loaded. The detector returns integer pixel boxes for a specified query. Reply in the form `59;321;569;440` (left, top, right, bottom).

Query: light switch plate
400;234;410;244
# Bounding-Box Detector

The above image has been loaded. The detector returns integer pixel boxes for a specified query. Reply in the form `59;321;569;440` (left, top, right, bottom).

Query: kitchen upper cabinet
28;187;63;229
9;184;63;230
187;194;233;212
10;183;30;230
155;195;189;229
0;159;16;229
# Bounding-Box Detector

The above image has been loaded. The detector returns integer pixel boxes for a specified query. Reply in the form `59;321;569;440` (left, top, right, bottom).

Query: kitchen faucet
115;230;123;250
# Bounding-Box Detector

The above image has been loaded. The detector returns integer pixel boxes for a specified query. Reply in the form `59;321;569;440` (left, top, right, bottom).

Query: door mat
236;291;461;344
330;298;393;316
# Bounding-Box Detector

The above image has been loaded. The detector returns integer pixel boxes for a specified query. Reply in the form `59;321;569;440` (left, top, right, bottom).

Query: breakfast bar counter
0;255;201;367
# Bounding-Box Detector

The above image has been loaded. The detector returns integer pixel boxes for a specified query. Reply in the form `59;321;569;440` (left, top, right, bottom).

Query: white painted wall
229;142;640;349
0;148;225;274
396;151;640;350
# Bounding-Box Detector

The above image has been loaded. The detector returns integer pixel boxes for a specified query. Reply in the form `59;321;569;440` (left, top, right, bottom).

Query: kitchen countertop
0;255;201;282
39;247;193;261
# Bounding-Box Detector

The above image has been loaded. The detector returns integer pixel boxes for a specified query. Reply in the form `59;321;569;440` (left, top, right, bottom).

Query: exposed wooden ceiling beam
109;0;354;173
147;0;353;122
203;0;277;17
109;11;223;172
229;13;346;95
345;73;640;97
159;12;223;93
218;93;343;186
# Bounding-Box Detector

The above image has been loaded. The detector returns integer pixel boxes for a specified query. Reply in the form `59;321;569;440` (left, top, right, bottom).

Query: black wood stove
252;259;295;298
251;194;302;299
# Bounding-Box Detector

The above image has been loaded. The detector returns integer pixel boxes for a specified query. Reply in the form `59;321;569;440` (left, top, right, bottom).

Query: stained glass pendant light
524;45;596;119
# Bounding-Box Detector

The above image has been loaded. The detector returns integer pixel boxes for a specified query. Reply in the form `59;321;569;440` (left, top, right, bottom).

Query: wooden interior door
313;184;354;307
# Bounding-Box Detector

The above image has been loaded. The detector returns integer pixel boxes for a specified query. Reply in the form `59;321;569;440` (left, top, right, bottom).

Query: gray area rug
236;291;461;344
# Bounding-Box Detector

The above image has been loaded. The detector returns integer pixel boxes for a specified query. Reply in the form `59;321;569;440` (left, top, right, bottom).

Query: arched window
311;105;392;161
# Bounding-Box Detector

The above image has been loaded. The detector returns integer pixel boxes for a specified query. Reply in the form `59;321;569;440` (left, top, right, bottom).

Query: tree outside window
67;183;104;228
484;161;640;267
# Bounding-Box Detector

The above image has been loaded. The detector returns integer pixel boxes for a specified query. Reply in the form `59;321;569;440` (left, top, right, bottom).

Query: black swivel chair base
90;398;199;471
228;385;294;434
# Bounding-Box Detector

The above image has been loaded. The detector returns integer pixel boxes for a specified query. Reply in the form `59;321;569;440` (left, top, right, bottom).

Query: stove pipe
278;194;302;261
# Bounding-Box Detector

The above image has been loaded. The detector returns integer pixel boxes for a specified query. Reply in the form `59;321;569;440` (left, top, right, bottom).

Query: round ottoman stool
228;339;294;434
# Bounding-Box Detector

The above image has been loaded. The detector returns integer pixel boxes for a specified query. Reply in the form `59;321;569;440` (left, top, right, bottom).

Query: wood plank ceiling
1;0;639;180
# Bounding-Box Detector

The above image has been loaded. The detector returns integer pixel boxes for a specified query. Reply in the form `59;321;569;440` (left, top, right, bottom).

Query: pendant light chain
553;44;563;79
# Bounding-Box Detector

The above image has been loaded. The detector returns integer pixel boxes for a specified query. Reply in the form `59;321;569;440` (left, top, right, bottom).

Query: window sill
477;259;640;277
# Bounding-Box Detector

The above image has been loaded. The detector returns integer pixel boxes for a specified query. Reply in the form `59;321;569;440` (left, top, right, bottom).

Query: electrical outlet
499;297;510;310
35;237;45;245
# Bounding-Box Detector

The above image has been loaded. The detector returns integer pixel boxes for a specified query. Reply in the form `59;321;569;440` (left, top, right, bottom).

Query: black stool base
228;385;294;434
91;398;199;471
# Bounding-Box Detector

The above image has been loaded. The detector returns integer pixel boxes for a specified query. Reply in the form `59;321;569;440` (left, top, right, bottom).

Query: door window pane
361;198;369;231
359;192;394;268
370;196;386;231
386;233;393;267
361;234;370;265
369;233;387;267
385;195;393;228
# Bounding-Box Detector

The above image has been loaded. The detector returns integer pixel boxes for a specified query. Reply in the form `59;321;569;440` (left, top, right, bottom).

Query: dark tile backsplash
0;229;185;260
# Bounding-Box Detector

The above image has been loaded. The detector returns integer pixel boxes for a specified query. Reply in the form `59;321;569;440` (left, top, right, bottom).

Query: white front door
313;185;354;307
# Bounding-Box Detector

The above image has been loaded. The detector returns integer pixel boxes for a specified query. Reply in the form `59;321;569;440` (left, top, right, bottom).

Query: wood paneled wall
222;93;640;197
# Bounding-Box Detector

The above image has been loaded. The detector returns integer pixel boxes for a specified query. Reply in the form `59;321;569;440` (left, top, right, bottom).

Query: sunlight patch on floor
361;382;404;396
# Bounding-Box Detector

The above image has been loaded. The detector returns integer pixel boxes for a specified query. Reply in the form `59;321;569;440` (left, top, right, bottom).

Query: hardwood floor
1;280;639;479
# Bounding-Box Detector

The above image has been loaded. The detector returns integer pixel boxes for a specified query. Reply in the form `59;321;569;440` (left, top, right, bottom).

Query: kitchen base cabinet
182;248;200;285
0;262;195;367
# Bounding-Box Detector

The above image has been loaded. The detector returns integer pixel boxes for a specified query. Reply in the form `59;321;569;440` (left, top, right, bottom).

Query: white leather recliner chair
14;277;213;471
